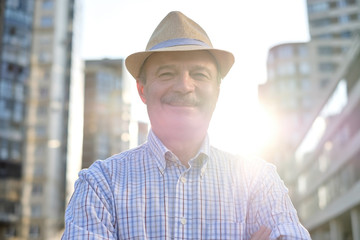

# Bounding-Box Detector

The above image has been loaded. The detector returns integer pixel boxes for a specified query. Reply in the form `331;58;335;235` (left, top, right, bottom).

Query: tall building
82;59;132;169
0;0;34;238
291;2;360;238
294;35;360;240
20;0;83;239
259;0;360;239
258;42;316;169
307;0;360;89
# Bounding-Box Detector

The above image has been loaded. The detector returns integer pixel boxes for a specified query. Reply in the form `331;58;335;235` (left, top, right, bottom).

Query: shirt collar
147;129;210;174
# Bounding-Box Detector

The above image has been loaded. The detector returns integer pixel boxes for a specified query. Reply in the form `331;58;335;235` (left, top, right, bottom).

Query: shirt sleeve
62;162;117;240
248;162;311;240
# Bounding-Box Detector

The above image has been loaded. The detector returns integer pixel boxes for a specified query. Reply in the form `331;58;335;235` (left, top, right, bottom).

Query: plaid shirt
62;130;310;239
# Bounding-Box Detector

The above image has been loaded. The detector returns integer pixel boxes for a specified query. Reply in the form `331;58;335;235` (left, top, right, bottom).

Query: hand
250;226;272;240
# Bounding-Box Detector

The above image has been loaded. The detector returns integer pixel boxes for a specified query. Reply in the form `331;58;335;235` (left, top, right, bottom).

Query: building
0;0;34;238
82;59;132;169
258;42;316;169
259;0;360;239
307;0;360;90
293;34;360;240
20;0;83;239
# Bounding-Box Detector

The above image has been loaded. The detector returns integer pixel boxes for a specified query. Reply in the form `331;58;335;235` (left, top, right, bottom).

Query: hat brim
125;45;235;80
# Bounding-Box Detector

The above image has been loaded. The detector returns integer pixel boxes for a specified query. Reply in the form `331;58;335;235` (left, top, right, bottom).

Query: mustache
161;94;201;106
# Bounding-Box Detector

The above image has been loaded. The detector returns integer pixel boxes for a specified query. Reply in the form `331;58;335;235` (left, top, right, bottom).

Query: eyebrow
155;64;214;76
190;65;214;77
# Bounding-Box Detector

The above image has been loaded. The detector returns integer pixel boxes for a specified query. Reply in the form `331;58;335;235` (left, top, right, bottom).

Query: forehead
143;51;218;70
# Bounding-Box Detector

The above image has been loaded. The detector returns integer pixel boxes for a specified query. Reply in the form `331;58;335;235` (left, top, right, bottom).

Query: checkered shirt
62;130;311;239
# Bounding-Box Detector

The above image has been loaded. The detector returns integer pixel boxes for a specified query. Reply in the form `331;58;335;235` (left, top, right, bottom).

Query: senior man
62;11;311;240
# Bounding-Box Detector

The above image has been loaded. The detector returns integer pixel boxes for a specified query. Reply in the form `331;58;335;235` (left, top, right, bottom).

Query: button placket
180;176;187;183
180;217;187;225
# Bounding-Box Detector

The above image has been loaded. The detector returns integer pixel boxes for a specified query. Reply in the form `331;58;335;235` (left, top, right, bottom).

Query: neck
154;128;206;167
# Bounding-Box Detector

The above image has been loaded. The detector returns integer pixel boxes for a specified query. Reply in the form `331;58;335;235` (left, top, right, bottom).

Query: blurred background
0;0;359;239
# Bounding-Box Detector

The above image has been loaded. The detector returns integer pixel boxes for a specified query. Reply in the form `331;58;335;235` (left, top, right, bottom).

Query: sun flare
209;98;278;157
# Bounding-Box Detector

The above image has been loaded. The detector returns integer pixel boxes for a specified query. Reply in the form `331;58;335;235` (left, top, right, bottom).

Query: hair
137;51;222;85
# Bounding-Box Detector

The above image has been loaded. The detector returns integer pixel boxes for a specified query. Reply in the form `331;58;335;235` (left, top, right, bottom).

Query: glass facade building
0;0;34;238
0;0;83;239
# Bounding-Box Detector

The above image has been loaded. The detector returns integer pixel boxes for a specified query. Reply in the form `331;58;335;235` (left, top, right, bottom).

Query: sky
80;0;310;155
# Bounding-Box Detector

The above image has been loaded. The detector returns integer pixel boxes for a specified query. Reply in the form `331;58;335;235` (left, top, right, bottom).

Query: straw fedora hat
125;11;235;80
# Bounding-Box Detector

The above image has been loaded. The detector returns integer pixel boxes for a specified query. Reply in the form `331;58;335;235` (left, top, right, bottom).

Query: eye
192;71;210;81
158;71;175;80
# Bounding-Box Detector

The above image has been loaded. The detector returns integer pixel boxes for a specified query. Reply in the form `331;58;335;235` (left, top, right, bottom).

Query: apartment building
259;42;313;159
0;0;34;238
20;0;83;239
293;35;360;240
259;0;360;239
82;59;132;169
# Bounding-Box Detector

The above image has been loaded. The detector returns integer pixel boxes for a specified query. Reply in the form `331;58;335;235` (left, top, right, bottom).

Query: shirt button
180;176;186;183
180;218;187;225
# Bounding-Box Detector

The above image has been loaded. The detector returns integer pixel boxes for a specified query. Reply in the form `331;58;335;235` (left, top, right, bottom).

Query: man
62;11;311;239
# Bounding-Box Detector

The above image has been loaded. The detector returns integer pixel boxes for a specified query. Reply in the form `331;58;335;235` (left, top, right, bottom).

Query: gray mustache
161;94;200;106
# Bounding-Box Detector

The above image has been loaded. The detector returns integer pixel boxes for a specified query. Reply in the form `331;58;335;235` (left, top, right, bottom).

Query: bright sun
208;82;278;157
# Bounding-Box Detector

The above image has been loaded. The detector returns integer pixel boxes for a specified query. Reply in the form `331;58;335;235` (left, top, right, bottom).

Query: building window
14;83;24;101
0;139;9;160
315;33;333;39
38;51;52;63
318;46;334;55
7;0;24;10
34;165;44;177
338;15;350;24
0;99;12;120
4;226;17;237
277;45;293;58
297;45;308;57
36;125;47;137
13;102;23;123
32;183;43;196
277;63;296;76
318;62;337;73
338;0;356;7
37;106;48;117
31;204;42;217
299;62;310;75
29;224;40;238
42;0;54;9
340;31;352;38
301;78;311;91
308;2;329;13
11;142;21;160
0;80;12;99
35;145;46;158
311;18;331;28
40;16;53;27
39;87;49;99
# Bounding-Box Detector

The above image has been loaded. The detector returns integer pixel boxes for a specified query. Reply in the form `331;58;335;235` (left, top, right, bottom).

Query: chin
152;115;210;137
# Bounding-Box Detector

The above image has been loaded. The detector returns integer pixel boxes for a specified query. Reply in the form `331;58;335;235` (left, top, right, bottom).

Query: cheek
201;84;219;102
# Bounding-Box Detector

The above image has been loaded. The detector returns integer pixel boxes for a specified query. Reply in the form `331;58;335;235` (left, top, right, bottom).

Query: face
137;51;220;139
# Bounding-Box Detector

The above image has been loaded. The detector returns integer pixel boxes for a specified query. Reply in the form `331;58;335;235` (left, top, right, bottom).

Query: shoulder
210;146;273;170
210;146;277;182
78;143;149;187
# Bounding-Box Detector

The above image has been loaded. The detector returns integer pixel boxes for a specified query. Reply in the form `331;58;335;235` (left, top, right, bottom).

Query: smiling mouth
167;101;197;107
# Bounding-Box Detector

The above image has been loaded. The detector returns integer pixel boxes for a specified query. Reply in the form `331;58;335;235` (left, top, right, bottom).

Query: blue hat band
150;38;210;50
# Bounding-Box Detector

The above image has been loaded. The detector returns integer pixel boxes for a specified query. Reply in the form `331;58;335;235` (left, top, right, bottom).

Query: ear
136;80;147;104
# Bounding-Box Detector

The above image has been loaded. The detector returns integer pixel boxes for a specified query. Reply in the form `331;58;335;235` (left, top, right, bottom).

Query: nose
173;72;195;93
